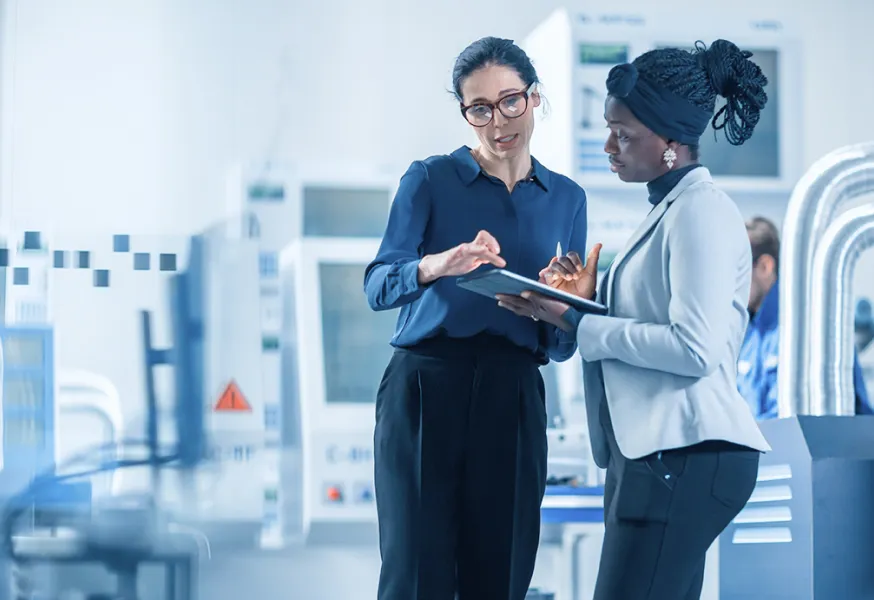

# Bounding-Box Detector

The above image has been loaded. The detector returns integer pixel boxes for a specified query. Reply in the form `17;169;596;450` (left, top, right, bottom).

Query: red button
326;486;343;502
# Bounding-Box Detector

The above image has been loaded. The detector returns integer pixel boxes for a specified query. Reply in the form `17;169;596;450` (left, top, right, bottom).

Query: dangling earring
663;147;677;169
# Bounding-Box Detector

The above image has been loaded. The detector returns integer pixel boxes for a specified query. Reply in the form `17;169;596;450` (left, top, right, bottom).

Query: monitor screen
319;263;398;403
303;187;391;238
656;45;781;178
579;43;629;65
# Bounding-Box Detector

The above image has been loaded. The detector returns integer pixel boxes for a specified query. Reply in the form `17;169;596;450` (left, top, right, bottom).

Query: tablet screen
457;269;608;315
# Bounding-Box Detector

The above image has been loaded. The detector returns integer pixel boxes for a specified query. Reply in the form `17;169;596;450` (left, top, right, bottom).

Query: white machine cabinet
523;8;803;196
272;168;400;540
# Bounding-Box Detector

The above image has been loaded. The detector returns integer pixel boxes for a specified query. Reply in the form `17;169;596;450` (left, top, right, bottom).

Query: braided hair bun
631;40;769;146
696;40;768;146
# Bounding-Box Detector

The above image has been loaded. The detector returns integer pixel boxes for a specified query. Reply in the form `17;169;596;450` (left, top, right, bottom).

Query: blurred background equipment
720;144;874;600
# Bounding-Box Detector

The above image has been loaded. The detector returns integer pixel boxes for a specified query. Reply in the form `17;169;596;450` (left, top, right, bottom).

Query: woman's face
459;64;540;160
603;96;671;183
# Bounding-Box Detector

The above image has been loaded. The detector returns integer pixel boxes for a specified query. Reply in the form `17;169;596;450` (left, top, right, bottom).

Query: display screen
319;263;398;403
3;333;44;367
579;44;629;65
657;45;780;178
304;187;391;238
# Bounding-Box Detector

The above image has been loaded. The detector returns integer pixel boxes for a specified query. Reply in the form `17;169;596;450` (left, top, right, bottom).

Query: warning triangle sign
214;380;252;412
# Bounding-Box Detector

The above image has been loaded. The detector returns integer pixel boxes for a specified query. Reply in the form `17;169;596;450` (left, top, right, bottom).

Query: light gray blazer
579;167;771;468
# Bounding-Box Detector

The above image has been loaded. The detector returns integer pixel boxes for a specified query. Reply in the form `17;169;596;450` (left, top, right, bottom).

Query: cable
1;439;184;560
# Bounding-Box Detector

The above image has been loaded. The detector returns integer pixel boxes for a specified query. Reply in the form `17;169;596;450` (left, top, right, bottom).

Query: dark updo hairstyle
632;40;768;151
451;36;540;102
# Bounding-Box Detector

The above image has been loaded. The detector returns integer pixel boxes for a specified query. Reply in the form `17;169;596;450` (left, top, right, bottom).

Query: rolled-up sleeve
364;161;432;311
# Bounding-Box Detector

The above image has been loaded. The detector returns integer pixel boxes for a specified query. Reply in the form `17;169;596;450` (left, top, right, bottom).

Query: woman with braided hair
497;40;770;599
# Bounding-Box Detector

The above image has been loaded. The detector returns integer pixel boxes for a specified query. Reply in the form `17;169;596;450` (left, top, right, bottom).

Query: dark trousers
373;334;548;600
594;403;760;600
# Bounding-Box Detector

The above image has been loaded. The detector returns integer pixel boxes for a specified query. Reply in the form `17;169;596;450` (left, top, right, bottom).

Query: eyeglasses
460;83;536;127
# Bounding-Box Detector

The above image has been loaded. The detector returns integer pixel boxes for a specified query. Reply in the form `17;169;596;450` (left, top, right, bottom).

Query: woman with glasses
364;36;588;600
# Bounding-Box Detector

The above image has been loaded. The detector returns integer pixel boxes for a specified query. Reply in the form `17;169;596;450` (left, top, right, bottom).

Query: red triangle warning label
214;380;252;412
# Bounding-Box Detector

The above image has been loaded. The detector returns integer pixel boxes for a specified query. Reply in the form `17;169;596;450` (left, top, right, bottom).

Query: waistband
676;439;754;454
397;333;542;364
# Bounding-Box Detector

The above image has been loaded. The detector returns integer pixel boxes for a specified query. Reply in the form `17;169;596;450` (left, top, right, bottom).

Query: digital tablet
456;269;608;315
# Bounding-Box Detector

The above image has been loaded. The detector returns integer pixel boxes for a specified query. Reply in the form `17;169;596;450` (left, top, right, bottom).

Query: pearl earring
663;147;677;169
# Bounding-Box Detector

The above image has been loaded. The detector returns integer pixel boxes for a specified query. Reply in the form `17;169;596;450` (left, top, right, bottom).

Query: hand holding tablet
456;243;606;329
456;268;607;315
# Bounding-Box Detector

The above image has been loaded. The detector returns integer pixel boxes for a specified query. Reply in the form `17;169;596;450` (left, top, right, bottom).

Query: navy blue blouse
364;146;589;363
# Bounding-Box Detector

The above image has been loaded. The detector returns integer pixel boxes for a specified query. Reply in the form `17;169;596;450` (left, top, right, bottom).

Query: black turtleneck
647;163;702;206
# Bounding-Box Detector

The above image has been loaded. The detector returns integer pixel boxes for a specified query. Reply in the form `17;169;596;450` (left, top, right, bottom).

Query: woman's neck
472;146;532;191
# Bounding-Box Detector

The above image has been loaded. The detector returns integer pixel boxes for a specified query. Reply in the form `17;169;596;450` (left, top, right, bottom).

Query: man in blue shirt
738;216;872;418
857;298;874;354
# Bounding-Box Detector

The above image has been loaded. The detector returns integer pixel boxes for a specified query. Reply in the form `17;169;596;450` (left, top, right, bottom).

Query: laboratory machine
275;168;400;544
0;222;263;598
0;230;199;599
0;229;97;516
161;228;272;529
130;159;404;547
0;326;55;487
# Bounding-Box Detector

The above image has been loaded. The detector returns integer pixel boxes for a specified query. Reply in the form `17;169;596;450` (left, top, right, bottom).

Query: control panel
309;432;376;520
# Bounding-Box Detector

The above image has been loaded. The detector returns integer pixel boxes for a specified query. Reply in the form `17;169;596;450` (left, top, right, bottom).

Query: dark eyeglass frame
459;83;537;127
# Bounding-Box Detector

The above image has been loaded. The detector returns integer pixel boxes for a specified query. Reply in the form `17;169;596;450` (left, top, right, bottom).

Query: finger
524;296;547;317
524;293;570;317
464;244;499;261
497;300;532;317
550;258;577;280
585;243;603;276
558;256;579;276
498;295;531;309
497;294;533;310
539;257;559;283
567;251;585;272
468;245;507;268
542;271;561;286
544;266;569;286
473;230;501;254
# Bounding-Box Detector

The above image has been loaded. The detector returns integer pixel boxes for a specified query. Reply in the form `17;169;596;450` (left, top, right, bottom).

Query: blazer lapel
606;202;668;308
596;268;610;306
605;168;712;308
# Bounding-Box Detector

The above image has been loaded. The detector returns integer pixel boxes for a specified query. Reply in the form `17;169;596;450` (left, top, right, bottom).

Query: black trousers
594;402;760;600
373;334;548;600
